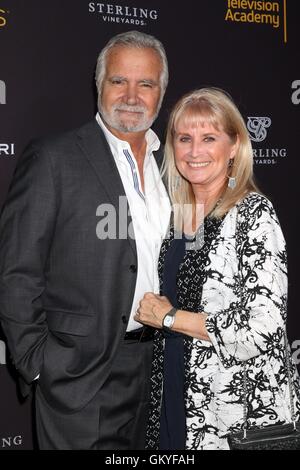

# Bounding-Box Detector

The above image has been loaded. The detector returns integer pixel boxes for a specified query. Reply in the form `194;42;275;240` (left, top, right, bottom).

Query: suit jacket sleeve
0;142;57;383
206;196;287;368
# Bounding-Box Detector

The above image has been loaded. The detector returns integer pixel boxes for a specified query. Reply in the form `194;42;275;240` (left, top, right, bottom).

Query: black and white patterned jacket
146;192;300;450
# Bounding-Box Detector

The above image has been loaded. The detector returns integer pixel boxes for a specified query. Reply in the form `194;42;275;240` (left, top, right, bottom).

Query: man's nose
125;83;138;105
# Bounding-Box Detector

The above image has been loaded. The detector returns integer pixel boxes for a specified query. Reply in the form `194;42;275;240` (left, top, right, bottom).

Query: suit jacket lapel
76;120;136;256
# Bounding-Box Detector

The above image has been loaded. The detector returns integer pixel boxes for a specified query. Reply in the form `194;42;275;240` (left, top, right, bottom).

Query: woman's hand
135;293;210;341
134;292;173;329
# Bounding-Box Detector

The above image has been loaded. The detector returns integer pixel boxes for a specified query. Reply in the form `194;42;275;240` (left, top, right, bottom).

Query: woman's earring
228;176;236;189
227;159;236;189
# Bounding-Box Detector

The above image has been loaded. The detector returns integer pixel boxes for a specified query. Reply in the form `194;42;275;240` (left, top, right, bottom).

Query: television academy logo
225;0;280;29
88;2;158;26
0;79;6;104
247;116;287;165
291;80;300;105
224;0;288;44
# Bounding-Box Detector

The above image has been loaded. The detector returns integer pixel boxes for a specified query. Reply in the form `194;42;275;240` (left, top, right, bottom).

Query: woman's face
174;117;238;194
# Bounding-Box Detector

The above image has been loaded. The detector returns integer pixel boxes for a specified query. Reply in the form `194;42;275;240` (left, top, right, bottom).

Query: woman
135;88;300;450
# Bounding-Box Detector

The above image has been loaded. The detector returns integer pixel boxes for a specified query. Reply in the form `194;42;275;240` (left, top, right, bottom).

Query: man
0;31;170;449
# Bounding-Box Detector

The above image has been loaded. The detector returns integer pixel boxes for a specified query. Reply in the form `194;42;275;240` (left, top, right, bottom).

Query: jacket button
121;315;127;324
129;264;137;273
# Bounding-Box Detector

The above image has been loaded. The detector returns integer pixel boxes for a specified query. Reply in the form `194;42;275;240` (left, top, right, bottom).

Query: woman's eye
204;136;215;142
179;137;190;143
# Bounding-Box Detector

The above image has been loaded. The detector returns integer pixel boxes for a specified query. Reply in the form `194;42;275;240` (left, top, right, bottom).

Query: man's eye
110;79;123;85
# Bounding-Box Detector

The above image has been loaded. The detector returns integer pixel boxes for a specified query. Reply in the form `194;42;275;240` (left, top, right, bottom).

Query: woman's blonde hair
163;88;260;227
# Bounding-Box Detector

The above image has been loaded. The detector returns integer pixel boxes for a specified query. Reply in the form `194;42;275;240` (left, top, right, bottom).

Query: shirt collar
95;112;160;161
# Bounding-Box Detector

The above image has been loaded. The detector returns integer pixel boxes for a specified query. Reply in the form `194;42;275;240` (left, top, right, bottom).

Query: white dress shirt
96;113;171;331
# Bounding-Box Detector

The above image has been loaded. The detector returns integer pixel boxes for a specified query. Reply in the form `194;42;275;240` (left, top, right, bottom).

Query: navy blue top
159;235;188;450
158;216;224;450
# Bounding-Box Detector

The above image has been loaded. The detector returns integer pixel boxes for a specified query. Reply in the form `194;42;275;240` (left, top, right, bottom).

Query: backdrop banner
0;0;299;449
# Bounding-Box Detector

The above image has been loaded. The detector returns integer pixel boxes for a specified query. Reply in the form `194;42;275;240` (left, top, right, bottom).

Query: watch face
163;315;173;328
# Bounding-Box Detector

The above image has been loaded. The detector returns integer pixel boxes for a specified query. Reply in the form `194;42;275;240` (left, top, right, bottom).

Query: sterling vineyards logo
247;116;287;165
1;435;23;448
88;2;158;26
0;79;6;104
247;116;271;142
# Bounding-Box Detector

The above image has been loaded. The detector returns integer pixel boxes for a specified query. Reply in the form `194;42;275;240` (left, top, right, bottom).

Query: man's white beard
99;102;158;133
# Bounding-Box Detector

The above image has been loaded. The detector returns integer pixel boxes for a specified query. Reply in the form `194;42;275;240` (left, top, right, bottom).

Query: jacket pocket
46;310;95;336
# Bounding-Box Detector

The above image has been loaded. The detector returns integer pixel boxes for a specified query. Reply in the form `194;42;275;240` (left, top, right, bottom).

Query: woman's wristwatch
162;307;178;331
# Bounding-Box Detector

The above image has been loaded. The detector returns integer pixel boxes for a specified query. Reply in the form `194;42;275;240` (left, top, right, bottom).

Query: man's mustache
113;104;146;114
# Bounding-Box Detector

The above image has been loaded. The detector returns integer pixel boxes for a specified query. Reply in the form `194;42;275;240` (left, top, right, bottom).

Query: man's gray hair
95;30;168;99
